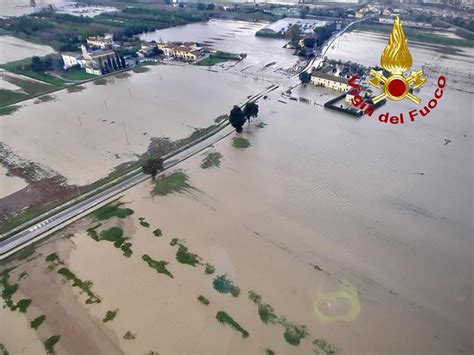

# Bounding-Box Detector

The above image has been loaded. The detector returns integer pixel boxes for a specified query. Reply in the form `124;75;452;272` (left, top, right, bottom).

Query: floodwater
141;20;301;82
0;35;55;64
0;64;269;186
0;0;67;17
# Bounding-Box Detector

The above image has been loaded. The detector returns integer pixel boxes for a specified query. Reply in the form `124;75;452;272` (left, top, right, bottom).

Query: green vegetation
0;343;8;355
34;94;56;104
18;272;28;281
45;253;59;263
170;238;180;246
229;105;246;133
152;228;162;237
0;90;27;108
313;339;338;355
142;254;173;278
248;290;311;346
215;311;249;338
195;51;240;66
353;23;474;48
265;349;275;355
31;315;46;330
103;309;119;322
0;56;68;87
213;275;240;297
57;267;101;304
133;66;150;74
232;137;250;149
1;270;18;311
123;331;136;340
43;335;60;354
139;217;150;228
243;102;259;124
197;295;210;305
142;157;163;180
13;244;35;260
66;85;85;93
89;226;133;257
201;152;222;169
0;105;21;117
154;171;195;196
16;298;32;313
59;67;96;81
0;8;207;52
204;263;215;275
92;202;134;221
299;71;311;84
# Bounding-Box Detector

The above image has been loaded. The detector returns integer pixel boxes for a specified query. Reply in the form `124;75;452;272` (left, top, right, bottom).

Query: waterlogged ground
0;64;268;189
0;0;67;17
0;24;472;355
0;36;55;64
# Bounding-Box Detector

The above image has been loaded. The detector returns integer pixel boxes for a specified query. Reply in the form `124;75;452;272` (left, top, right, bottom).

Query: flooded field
0;35;55;64
0;64;269;188
0;24;472;355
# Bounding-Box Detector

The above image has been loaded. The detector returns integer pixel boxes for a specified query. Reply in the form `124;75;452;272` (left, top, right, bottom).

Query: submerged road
0;124;235;257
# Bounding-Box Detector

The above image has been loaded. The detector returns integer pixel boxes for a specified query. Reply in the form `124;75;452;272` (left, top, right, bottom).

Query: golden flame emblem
368;17;426;104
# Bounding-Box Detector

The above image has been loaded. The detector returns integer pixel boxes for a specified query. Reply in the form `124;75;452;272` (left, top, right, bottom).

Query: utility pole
122;121;130;145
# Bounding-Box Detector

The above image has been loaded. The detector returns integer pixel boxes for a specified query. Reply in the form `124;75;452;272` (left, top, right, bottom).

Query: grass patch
57;267;101;304
45;253;59;263
213;275;240;297
90;226;133;257
195;52;241;66
0;105;21;117
31;315;46;330
66;85;85;93
139;217;150;228
91;202;134;221
174;241;202;267
152;228;162;237
248;290;311;346
1;270;18;311
43;335;60;354
201;152;222;169
0;89;28;108
153;171;195;196
94;78;108;86
13;244;35;260
34;94;56;104
197;295;210;305
232;137;250;149
132;66;150;73
16;298;32;313
103;309;118;322
123;331;136;340
0;57;67;86
313;339;338;355
204;263;215;275
59;67;96;81
215;311;249;338
142;254;173;279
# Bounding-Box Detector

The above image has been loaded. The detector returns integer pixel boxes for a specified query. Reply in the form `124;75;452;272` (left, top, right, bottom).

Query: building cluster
157;42;204;62
257;18;329;37
62;34;125;75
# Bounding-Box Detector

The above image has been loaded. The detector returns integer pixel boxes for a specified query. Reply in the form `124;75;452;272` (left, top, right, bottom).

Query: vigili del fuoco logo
347;16;446;124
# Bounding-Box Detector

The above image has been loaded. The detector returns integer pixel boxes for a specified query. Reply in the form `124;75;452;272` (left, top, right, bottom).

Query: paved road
0;124;234;257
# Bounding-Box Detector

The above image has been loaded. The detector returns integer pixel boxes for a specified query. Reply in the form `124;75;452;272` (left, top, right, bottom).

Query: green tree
142;157;164;180
243;102;259;125
229;106;246;133
197;3;206;10
299;71;311;84
207;3;215;10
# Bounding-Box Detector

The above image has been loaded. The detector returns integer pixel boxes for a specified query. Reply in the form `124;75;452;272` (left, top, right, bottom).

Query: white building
86;34;114;49
61;52;85;69
311;71;350;92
